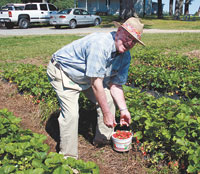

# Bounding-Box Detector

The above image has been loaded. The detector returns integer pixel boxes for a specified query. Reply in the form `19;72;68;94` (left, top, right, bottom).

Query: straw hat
113;17;145;46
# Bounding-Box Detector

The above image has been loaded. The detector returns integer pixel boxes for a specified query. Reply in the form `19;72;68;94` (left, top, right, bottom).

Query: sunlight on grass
142;19;200;30
99;15;200;30
0;33;200;63
0;35;81;62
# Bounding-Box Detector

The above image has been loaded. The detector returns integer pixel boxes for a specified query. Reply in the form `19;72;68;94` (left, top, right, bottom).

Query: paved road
1;26;200;36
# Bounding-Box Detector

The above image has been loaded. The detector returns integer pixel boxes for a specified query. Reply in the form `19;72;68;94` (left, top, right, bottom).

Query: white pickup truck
0;3;58;29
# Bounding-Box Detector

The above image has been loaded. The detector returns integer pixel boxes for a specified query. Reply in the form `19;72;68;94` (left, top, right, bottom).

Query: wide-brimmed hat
113;17;145;46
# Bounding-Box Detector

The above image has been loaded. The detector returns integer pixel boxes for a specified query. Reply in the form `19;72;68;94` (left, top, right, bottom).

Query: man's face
115;27;137;53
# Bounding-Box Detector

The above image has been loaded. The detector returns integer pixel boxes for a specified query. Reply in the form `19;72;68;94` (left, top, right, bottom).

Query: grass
100;15;200;30
0;33;199;64
135;33;200;53
0;35;81;62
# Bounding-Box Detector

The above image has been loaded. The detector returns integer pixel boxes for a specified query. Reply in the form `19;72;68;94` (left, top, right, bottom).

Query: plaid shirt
53;32;131;86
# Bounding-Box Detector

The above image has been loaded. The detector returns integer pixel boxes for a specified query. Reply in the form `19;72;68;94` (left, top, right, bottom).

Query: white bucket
111;131;132;152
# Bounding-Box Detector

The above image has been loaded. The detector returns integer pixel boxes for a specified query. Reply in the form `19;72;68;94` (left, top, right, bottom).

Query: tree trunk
143;0;146;17
179;0;184;15
169;0;173;16
175;0;180;19
119;0;137;20
184;0;189;15
157;0;163;19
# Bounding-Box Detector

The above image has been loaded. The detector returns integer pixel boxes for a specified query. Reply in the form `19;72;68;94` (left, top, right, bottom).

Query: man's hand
103;112;117;128
120;109;131;127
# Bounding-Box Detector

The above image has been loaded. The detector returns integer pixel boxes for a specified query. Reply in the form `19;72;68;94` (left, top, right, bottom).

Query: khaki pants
47;60;115;159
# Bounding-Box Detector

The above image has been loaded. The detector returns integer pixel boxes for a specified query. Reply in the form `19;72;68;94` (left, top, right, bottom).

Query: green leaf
176;130;186;137
32;168;44;174
5;144;15;153
34;152;47;160
197;117;200;124
187;165;196;173
85;161;97;169
62;165;73;174
176;139;185;146
15;171;25;174
32;159;47;169
53;166;66;174
16;149;24;156
3;165;16;173
134;131;142;140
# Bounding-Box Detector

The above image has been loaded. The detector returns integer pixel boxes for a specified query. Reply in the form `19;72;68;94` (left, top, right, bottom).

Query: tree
157;0;163;19
169;0;174;16
179;0;184;15
49;0;74;10
143;0;146;17
119;0;138;20
0;0;21;7
184;0;194;15
174;0;180;19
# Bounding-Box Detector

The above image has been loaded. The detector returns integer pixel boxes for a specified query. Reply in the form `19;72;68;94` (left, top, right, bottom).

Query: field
100;15;200;30
0;30;200;173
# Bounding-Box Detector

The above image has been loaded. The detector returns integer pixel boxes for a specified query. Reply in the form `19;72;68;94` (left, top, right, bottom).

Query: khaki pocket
60;69;82;91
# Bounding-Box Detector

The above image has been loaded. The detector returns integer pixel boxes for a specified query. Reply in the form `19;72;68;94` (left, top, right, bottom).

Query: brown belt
51;58;60;69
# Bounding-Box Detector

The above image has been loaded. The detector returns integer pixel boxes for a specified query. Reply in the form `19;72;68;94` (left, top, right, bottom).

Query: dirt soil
0;79;149;174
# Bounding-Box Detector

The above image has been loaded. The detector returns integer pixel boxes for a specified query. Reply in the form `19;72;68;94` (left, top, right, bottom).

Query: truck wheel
19;18;30;29
5;22;14;29
69;20;76;29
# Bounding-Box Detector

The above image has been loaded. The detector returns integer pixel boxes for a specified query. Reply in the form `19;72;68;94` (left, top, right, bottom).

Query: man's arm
109;84;131;126
91;77;116;128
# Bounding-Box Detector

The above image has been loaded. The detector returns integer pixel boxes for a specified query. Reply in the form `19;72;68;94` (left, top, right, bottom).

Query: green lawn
0;33;199;64
100;15;200;30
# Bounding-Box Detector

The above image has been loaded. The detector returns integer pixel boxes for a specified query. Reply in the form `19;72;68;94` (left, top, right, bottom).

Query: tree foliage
0;0;74;10
49;0;74;10
0;0;21;7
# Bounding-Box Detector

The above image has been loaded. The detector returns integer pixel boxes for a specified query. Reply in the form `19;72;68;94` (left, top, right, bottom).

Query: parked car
49;8;102;29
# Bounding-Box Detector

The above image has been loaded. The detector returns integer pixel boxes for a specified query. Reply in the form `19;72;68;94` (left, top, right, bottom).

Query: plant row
0;108;99;174
1;63;93;122
128;64;200;99
123;86;200;173
127;48;200;99
132;47;200;72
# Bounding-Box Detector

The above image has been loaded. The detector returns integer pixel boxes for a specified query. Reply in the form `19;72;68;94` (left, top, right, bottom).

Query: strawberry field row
128;48;200;99
128;64;200;99
0;109;99;174
132;48;200;71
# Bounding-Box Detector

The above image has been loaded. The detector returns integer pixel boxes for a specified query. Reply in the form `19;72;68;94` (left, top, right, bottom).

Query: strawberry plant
0;109;99;174
123;86;200;173
128;64;200;99
128;47;200;99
